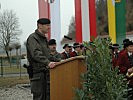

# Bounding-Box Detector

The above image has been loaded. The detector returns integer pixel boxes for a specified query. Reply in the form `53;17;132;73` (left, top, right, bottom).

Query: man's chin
51;50;56;52
44;33;48;38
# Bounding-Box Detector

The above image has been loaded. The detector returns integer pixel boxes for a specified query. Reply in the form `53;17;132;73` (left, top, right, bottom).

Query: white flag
81;0;90;41
50;0;61;52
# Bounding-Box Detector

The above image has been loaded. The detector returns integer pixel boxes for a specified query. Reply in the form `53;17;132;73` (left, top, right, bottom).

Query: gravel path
0;84;33;100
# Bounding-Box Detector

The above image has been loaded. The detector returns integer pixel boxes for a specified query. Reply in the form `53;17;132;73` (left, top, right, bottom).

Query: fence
0;56;27;77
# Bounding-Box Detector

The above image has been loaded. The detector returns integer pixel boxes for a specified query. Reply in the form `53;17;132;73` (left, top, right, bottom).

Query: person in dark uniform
111;44;120;68
61;44;71;59
70;42;81;57
119;39;130;55
68;45;73;53
26;18;60;100
48;39;62;60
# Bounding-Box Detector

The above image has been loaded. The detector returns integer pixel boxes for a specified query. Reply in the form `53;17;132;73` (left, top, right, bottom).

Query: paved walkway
0;84;33;100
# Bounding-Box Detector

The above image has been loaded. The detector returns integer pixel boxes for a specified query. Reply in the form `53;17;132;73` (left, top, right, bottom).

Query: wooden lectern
50;56;86;100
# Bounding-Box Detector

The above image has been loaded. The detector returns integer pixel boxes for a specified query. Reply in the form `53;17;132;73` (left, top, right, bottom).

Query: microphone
64;35;72;40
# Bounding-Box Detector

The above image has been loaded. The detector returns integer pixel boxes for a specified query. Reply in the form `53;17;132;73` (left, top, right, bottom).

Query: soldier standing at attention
26;18;60;100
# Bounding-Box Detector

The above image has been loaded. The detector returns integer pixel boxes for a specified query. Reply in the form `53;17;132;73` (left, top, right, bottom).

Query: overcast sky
0;0;75;45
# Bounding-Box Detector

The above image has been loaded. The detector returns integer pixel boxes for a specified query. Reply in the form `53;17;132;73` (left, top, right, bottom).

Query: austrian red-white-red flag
75;0;97;43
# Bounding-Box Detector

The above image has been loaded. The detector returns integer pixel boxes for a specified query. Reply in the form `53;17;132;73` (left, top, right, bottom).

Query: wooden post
0;57;3;77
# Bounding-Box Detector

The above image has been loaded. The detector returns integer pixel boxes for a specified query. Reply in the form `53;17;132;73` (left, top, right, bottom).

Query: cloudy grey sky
0;0;75;44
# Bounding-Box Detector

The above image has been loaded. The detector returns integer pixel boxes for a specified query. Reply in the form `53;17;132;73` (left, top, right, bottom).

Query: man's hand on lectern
48;62;56;68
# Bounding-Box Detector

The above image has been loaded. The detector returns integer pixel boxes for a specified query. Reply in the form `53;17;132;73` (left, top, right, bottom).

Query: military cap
37;18;51;25
122;39;129;45
125;41;133;47
80;44;84;49
112;44;120;48
73;43;80;48
48;39;56;45
68;45;72;48
63;44;69;49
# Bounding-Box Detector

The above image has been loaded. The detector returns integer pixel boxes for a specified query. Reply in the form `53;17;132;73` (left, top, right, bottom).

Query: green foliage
75;38;127;100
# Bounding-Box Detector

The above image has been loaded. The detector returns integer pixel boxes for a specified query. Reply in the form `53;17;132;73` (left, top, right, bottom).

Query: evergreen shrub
75;38;127;100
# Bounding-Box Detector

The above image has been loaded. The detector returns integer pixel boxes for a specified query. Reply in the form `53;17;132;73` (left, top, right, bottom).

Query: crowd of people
110;39;133;98
48;39;86;60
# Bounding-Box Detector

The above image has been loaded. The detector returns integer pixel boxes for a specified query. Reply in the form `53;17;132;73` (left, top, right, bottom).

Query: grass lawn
0;76;30;88
0;66;27;74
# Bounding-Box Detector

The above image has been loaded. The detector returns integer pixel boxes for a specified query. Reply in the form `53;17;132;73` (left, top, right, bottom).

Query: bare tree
0;10;21;60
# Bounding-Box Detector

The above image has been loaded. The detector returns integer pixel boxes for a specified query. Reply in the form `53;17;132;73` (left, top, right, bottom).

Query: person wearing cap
111;44;120;68
61;44;71;59
117;41;133;98
119;39;130;55
70;42;81;57
118;41;133;74
80;44;86;55
118;39;130;69
48;39;62;60
68;45;73;53
26;18;60;100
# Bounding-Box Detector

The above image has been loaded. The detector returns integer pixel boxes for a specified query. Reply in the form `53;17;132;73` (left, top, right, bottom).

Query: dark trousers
30;72;50;100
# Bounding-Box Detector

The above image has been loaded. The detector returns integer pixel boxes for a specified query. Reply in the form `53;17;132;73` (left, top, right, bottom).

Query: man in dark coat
111;44;120;68
119;39;130;55
26;18;60;100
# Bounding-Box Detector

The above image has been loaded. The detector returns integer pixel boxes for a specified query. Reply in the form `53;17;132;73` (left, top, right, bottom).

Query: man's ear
38;24;42;29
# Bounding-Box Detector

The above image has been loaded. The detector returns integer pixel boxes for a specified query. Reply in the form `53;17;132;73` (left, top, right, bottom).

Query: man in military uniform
48;39;62;60
26;18;60;100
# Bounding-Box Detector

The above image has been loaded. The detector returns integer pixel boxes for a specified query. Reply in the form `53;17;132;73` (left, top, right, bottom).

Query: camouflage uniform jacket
50;51;62;61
